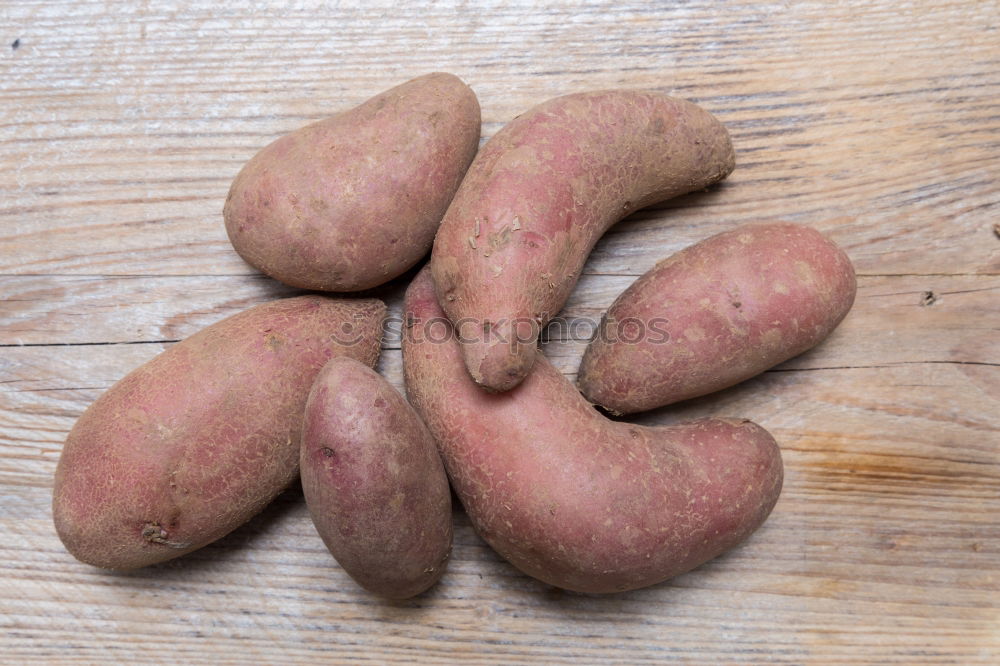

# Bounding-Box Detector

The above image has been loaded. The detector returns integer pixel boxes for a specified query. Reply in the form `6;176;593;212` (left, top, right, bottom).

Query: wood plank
7;345;998;501
2;3;998;277
2;273;997;369
3;272;996;660
3;357;998;662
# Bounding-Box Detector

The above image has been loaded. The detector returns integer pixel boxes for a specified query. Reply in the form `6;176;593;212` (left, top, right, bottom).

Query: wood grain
1;0;998;663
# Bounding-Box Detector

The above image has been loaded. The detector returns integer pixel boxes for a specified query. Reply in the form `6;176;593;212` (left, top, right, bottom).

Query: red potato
430;90;735;392
578;223;857;414
403;269;782;594
225;72;481;292
300;357;452;599
53;296;386;570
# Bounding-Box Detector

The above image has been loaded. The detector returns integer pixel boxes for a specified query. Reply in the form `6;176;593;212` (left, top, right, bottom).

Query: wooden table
2;1;997;662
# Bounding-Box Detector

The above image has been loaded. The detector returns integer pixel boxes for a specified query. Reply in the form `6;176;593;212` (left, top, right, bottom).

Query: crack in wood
770;360;1000;371
0;339;180;348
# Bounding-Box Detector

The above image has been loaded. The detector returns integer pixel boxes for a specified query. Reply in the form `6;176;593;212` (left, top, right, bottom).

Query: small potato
225;72;481;292
578;223;857;414
430;89;734;392
301;357;452;599
53;296;385;570
403;269;782;594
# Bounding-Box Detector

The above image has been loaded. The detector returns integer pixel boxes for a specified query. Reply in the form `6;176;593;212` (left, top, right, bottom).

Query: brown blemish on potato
488;225;513;253
683;327;706;342
141;523;191;549
761;328;783;348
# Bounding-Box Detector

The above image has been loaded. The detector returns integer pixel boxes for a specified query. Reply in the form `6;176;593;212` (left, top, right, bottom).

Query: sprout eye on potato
403;269;783;594
430;90;735;393
224;72;481;292
52;296;385;570
578;222;857;414
300;356;452;600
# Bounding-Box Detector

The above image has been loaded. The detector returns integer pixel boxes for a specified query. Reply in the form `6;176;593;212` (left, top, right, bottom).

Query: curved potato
225;72;481;291
578;223;857;414
431;90;734;392
301;357;452;599
53;296;386;569
403;269;781;594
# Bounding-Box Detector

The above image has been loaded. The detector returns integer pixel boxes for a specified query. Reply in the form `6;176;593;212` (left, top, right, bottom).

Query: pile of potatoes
53;73;856;597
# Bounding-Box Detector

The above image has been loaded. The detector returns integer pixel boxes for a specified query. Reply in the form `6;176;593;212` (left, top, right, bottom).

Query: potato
52;296;386;570
578;223;857;414
224;72;481;292
403;269;781;594
430;90;734;392
300;357;452;599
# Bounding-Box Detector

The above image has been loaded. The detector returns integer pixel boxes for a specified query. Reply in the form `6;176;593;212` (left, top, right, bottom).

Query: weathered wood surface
1;1;998;663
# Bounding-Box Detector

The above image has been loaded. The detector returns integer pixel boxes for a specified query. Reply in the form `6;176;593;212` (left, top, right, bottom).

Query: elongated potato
578;223;857;414
403;269;781;594
53;296;385;570
431;90;734;392
225;72;481;292
301;357;452;599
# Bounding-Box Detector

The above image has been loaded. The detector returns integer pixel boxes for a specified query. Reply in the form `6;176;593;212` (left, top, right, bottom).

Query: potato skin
300;357;452;599
224;72;481;292
53;296;385;570
403;269;781;594
578;223;857;414
430;90;734;392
